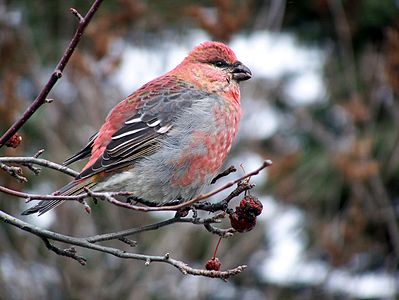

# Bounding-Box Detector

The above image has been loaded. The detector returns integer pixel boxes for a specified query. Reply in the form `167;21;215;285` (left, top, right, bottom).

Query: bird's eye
212;60;229;68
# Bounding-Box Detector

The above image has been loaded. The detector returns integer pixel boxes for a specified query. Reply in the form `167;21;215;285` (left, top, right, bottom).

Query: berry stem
213;236;223;259
240;164;251;196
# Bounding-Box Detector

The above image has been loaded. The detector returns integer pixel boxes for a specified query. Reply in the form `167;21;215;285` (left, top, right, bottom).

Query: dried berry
229;211;257;232
5;134;22;148
205;257;221;271
229;195;262;232
239;195;263;217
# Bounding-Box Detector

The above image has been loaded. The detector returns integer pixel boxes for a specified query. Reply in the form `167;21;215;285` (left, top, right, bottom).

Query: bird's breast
168;99;241;188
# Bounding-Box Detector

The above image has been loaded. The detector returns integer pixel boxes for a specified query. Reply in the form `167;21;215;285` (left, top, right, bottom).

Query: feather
76;85;208;180
63;132;98;166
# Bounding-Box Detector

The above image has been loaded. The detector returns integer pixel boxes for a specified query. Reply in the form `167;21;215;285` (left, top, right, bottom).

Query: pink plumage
22;41;252;216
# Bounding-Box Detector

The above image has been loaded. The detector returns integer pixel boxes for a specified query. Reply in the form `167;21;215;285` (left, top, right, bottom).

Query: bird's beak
232;62;252;82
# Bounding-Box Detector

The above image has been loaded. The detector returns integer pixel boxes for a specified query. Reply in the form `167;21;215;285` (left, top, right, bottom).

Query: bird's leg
174;207;190;218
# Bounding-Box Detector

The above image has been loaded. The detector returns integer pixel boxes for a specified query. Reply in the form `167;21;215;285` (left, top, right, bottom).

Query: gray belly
94;148;213;204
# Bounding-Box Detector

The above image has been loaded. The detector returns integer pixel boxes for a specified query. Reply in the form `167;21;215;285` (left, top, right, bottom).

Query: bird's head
175;41;252;93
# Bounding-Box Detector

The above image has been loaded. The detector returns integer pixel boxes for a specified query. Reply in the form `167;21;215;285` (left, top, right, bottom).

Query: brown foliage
334;139;379;182
185;0;252;42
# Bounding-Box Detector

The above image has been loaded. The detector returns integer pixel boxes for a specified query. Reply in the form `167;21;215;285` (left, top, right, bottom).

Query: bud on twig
5;134;22;148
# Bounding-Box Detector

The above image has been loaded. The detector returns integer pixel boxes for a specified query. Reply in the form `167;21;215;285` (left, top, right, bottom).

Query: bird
22;41;252;216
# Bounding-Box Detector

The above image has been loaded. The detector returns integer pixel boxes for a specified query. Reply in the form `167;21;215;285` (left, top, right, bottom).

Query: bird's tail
21;178;96;216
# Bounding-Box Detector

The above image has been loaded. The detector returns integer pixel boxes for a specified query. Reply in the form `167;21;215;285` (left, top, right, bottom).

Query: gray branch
0;210;246;279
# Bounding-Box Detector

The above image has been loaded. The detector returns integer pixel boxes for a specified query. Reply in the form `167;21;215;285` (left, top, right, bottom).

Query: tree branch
0;0;104;148
0;160;271;212
0;156;78;177
0;210;246;279
0;156;270;278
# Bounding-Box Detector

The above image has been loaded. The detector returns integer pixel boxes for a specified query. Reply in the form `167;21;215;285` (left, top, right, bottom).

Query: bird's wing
76;81;208;180
63;132;99;166
21;81;208;216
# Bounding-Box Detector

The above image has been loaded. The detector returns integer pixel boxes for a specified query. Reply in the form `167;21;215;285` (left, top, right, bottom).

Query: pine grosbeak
22;41;252;216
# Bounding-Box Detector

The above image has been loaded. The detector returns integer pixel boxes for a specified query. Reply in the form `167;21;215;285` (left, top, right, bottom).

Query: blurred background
1;0;399;299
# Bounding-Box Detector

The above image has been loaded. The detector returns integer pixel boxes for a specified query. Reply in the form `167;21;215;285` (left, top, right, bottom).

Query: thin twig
41;237;87;265
184;213;227;225
87;214;227;244
194;181;254;212
0;0;104;148
0;185;91;201
118;237;137;247
204;224;235;237
0;157;78;177
211;165;237;184
70;8;84;22
0;162;27;183
23;163;41;175
34;149;45;158
87;217;181;243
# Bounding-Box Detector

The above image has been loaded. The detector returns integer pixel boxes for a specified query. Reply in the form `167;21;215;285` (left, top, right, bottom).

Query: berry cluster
229;195;263;232
204;194;263;271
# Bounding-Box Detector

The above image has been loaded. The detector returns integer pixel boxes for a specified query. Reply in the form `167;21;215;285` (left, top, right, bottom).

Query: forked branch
0;159;270;279
0;209;246;279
